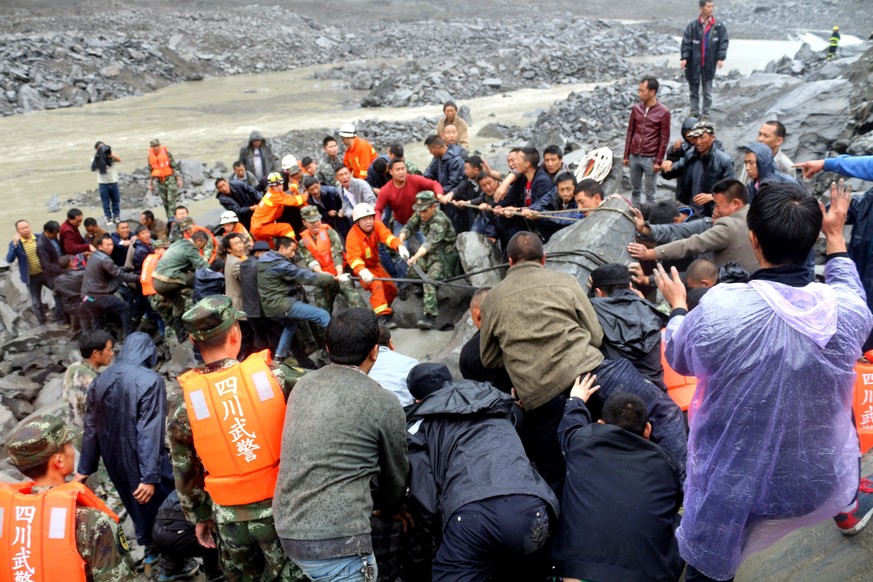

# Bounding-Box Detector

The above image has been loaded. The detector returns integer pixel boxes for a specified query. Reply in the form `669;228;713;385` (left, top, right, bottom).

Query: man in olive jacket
481;232;687;493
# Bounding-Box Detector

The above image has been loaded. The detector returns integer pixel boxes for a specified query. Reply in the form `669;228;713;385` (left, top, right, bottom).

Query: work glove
337;273;350;283
359;269;374;284
397;245;410;260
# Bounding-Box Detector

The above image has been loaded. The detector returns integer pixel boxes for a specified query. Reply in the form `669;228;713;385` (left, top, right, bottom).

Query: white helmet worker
338;123;357;138
352;203;376;222
281;155;298;171
219;211;239;225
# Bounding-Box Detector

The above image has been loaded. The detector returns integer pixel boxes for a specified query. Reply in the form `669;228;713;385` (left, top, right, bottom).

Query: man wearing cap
345;203;409;325
298;205;367;314
405;362;558;580
339;123;378;180
589;264;667;390
303;176;347;239
680;0;728;119
168;295;305;581
667;121;734;217
147;139;183;220
178;217;218;265
1;414;137;581
251;172;306;248
216;177;262;232
398;192;460;330
152;234;210;340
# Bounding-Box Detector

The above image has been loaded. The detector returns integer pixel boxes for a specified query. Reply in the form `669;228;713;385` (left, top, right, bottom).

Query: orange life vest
0;482;119;582
853;351;873;455
178;350;286;507
660;330;697;415
300;225;337;275
148;146;173;179
140;251;164;296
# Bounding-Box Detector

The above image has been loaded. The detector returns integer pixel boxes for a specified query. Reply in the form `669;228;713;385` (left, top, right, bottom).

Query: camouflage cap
153;238;171;249
178;217;194;230
182;295;246;342
300;206;322;223
149;138;161;147
412;191;438;211
5;414;82;469
687;121;715;138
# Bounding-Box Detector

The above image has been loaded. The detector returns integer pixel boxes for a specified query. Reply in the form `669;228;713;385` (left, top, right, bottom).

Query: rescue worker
1;414;136;581
298;205;367;313
398;192;460;330
167;295;306;581
147;138;183;220
152;234;210;341
219;210;252;246
179;217;218;264
339;123;378;180
345;203;409;326
250;172;305;247
828;25;841;60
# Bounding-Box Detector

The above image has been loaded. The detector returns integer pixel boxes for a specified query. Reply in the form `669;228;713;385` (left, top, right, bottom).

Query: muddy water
0;37;819;231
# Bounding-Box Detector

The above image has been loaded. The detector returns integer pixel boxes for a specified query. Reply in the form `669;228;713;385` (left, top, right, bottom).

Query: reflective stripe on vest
301;226;336;275
140;253;161;296
0;482;118;582
178;351;286;506
148;147;173;179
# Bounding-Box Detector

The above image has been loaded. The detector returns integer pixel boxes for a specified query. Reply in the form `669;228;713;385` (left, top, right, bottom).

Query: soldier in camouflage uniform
297;205;367;314
62;330;113;428
317;136;345;187
147;138;183;220
152;236;209;340
2;414;137;581
399;191;461;330
166;296;307;582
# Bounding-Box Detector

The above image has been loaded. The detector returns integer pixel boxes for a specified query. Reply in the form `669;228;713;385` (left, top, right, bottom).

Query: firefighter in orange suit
345;203;409;325
250;172;306;247
338;123;378;180
0;414;135;581
167;295;305;581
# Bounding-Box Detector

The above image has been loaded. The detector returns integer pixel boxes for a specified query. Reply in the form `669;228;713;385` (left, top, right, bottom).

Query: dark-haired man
318;136;346;187
375;159;444;237
59;208;94;256
655;181;873;581
757;120;793;175
82;233;138;335
216;177;262;231
423;135;465;194
522;172;578;241
63;330;114;428
140;210;168;240
7;219;49;324
274;308;408;581
680;0;728;118
481;232;687;493
624;75;671;205
541;145;570;183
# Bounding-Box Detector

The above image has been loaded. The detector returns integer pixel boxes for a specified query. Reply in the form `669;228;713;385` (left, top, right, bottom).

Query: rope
454;200;635;225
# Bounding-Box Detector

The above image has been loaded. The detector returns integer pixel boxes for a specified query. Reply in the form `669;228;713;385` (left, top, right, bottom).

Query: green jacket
256;250;335;319
401;209;459;273
153;239;208;283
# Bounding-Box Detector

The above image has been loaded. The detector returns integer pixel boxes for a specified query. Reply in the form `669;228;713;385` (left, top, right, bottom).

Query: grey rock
16;84;45;112
482;77;503;88
0;374;41;401
7;398;34;421
3;336;40;354
46;194;61;212
178;159;207;186
456;232;505;288
99;65;122;78
32;376;63;413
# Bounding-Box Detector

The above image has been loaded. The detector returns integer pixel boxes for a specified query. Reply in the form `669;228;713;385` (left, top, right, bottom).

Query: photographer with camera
92;140;122;225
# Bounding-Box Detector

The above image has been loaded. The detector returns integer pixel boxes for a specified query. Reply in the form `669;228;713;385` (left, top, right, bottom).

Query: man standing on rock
148;139;184;220
318;135;346;187
238;130;276;183
680;0;728;119
62;330;114;428
216;177;262;232
7;219;49;325
339;123;378;180
92;140;122;225
623;76;671;205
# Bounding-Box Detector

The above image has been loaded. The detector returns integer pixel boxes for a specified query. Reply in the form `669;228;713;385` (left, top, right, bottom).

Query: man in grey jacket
82;233;138;335
273;308;408;582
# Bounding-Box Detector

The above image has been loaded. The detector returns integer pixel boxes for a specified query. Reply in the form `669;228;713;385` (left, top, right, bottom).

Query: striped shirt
20;235;41;276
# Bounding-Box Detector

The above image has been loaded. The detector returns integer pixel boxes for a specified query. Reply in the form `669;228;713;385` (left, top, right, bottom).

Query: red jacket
624;101;671;165
59;220;90;255
374;175;444;226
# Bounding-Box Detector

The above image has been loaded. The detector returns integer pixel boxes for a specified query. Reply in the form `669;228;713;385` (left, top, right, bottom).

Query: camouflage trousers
155;178;179;221
149;285;193;341
407;255;448;317
218;518;306;582
311;280;368;314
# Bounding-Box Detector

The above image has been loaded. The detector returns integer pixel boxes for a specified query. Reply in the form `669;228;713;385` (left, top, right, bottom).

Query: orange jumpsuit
345;220;400;315
250;185;306;246
343;137;378;179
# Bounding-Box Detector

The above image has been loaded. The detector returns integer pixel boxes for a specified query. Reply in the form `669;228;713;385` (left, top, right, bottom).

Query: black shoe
378;314;397;329
397;286;408;301
416;315;436;330
414;285;424;297
157;558;200;581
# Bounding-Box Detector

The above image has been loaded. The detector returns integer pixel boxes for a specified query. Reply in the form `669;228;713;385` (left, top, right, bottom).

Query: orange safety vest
300;225;337;275
148;146;173;179
660;330;697;415
345;221;398;274
251;186;306;228
183;226;218;264
178;350;286;507
140;251;164;296
853;351;873;455
0;482;119;582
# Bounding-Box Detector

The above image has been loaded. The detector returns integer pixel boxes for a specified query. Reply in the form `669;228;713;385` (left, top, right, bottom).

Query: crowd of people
3;2;873;578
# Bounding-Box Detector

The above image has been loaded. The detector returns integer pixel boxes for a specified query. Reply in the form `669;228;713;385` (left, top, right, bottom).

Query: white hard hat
219;211;239;225
338;123;356;138
281;155;298;171
352;203;376;222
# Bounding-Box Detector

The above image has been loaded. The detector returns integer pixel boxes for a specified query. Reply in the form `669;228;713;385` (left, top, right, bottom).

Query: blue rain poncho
665;257;873;580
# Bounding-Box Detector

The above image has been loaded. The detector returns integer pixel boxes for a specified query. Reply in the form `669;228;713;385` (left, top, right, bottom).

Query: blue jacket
424;147;466;193
6;234;44;284
824;155;873;181
506;166;556;208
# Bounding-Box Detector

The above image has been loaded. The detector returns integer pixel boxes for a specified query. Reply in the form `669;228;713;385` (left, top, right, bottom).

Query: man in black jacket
37;220;64;322
405;363;558;582
680;0;728;118
81;234;138;335
216;177;262;231
665;121;734;217
590;264;667;390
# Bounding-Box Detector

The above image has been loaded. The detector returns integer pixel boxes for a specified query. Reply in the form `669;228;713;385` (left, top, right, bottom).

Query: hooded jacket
406;380;559;530
238;131;276;179
741;142;796;203
78;333;172;502
591;289;668;390
256;250;335;318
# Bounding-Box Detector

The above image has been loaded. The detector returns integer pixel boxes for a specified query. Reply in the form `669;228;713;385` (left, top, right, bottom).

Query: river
0;35;848;231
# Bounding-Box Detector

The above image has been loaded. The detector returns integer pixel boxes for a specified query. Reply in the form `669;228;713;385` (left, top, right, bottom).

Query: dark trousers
433;495;550;582
685;564;734;582
122;474;175;547
98;182;121;220
688;76;714;117
86;293;133;336
152;516;220;578
26;273;48;324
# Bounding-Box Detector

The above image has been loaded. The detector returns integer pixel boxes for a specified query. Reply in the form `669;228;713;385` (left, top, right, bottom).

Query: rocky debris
456;232;506;288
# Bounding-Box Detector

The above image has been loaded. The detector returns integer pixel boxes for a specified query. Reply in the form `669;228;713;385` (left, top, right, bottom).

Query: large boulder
456;232;505;288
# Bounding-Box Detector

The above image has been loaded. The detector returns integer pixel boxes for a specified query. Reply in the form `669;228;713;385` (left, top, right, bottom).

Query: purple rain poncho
666;257;873;580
